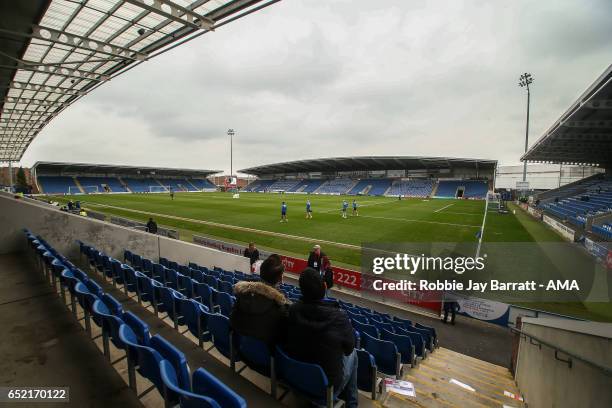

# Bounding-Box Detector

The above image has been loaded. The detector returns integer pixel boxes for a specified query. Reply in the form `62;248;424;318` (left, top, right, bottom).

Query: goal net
149;185;171;193
69;185;98;195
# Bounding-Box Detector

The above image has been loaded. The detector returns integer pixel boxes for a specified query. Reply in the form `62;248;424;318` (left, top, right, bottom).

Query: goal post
69;185;98;195
149;185;170;193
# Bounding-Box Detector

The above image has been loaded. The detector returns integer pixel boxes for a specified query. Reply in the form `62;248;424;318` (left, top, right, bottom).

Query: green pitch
47;192;611;321
49;192;560;267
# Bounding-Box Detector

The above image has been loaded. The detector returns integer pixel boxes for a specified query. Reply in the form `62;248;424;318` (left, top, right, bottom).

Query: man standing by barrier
146;217;158;234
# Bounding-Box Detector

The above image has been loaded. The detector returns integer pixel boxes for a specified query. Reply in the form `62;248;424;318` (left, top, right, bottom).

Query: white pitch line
434;203;454;213
358;214;481;228
83;202;363;250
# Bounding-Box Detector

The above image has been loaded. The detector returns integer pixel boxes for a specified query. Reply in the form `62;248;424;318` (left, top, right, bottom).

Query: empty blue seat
203;275;218;290
159;360;223;408
193;281;215;311
150;334;191;391
181;298;212;346
415;322;438;347
124;250;133;264
353;320;380;339
84;279;103;297
381;328;416;367
121;264;138;295
205;311;238;368
110;259;124;286
159;286;186;329
218;280;233;295
178;275;196;298
216;292;234;318
356;349;380;400
276;346;339;408
395;327;427;358
118;324;164;394
190;365;247;408
361;331;401;379
371;320;395;335
191;268;204;283
235;335;277;396
101;293;123;316
165;268;180;290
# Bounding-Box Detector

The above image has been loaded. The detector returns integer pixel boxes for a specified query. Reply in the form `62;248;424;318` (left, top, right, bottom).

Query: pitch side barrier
109;215;180;239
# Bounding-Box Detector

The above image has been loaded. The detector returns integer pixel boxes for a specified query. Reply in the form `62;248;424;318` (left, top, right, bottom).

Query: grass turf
46;192;611;321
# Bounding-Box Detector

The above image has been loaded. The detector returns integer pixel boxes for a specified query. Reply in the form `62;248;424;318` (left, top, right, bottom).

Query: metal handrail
511;327;612;376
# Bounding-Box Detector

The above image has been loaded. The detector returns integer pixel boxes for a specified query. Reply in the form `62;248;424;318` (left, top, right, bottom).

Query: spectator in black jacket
285;268;357;407
230;254;289;347
243;242;260;267
146;218;158;234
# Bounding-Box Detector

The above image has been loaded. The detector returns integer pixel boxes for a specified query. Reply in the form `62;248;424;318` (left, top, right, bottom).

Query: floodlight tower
518;72;534;183
227;128;235;177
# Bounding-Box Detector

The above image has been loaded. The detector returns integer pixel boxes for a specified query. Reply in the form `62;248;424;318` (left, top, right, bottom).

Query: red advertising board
279;254;440;313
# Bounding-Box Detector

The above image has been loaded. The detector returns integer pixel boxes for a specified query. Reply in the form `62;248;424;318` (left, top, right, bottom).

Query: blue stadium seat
119;324;164;394
205;311;238;369
216;292;235;317
235;335;276;396
381;328;416;367
159;360;223;408
193;281;215;312
353;320;380;339
356;349;380;400
181;298;211;347
361;332;402;379
150;335;191;391
275;346;341;408
159;286;186;329
191;365;247;408
395;327;427;359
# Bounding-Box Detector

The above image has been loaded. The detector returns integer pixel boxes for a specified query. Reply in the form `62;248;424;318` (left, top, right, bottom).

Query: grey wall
0;193;250;272
515;319;612;408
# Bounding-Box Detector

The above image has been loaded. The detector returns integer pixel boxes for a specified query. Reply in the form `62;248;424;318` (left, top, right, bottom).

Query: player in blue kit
352;199;358;216
280;201;288;222
341;200;348;218
305;199;313;219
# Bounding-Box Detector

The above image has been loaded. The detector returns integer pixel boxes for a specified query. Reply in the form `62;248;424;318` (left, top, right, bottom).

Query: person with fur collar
230;254;289;347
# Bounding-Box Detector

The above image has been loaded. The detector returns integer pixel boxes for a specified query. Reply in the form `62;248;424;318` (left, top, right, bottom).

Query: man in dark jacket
146;218;158;234
307;244;334;297
285;268;357;407
230;254;289;347
243;242;260;268
442;299;460;325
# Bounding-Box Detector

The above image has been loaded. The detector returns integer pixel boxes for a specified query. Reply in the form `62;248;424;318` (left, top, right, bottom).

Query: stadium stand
243;179;276;192
32;162;220;195
77;176;128;193
267;179;301;192
295;179;325;193
347;179;392;196
539;176;612;231
316;178;356;195
190;179;217;190
38;176;79;194
435;180;488;198
387;179;435;197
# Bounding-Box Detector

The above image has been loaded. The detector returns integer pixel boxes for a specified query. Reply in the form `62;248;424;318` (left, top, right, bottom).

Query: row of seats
316;179;356;195
387;180;435;197
592;222;612;240
119;250;379;405
347;179;392;196
120;249;439;405
25;230;246;408
38;176;216;194
435;180;488;198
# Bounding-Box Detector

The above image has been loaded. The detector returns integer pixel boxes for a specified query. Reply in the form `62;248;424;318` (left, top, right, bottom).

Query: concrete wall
0;193;250;273
515;318;612;408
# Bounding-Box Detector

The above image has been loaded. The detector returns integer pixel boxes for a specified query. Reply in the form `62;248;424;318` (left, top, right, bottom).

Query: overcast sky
19;0;612;174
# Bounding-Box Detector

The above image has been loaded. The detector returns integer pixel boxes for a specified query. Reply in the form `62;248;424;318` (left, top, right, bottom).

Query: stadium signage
542;215;576;241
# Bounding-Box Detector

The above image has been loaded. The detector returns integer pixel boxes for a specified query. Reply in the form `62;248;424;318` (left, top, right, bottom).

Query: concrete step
382;347;525;408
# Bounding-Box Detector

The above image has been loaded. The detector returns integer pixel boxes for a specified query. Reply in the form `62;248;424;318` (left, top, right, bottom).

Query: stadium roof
32;160;220;177
522;64;612;167
0;0;279;163
239;156;497;176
